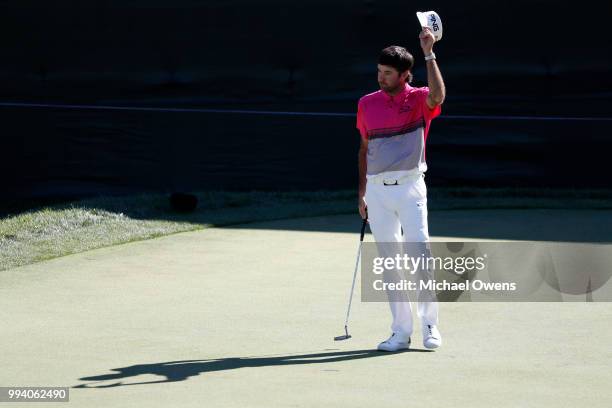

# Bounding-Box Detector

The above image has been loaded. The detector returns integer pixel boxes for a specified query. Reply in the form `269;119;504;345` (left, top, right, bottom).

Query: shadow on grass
0;190;356;226
3;189;612;242
72;348;432;388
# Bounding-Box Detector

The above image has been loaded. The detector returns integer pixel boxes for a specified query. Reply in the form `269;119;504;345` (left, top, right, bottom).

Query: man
356;27;445;351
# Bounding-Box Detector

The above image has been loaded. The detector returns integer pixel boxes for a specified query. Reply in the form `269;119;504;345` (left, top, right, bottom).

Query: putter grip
360;218;367;241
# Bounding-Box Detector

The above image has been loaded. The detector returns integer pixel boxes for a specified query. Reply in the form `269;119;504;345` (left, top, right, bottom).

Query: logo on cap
429;15;439;32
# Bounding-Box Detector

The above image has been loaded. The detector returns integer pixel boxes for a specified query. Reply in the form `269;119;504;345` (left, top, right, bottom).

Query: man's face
377;64;407;94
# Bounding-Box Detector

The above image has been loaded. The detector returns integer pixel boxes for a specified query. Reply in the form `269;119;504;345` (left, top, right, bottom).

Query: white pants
364;174;438;336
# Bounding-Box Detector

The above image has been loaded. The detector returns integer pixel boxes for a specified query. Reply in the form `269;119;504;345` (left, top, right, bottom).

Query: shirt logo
399;103;412;113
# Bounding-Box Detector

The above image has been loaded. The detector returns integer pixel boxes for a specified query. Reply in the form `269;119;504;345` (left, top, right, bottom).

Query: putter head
333;325;352;341
334;334;352;341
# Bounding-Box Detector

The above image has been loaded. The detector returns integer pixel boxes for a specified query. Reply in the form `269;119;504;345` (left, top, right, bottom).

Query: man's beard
379;82;402;94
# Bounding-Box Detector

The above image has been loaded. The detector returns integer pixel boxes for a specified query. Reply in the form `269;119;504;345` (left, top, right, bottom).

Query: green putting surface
1;210;611;407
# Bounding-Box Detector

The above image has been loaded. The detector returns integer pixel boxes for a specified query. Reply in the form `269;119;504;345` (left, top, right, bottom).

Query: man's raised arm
419;27;446;108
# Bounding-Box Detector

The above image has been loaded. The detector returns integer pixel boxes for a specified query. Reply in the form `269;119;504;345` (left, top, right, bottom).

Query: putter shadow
73;348;432;388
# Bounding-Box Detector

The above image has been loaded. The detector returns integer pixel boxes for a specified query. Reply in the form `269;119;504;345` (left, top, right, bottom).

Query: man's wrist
422;49;434;56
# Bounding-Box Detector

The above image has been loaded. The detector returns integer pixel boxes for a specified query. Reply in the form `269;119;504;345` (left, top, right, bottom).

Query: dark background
1;0;611;202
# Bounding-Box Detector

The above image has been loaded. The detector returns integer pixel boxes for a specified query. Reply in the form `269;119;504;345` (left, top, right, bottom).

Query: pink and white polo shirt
356;83;441;176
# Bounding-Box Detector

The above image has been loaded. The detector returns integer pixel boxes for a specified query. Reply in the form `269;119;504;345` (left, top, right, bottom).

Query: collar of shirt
381;82;411;106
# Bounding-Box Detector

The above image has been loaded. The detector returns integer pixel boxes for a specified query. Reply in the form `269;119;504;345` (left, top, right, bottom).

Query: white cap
416;10;443;41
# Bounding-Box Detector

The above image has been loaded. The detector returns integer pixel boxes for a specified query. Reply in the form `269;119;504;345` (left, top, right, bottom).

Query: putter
334;217;368;341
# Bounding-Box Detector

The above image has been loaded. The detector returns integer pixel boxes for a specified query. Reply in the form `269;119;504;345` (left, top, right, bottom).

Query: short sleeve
356;100;368;139
416;86;441;121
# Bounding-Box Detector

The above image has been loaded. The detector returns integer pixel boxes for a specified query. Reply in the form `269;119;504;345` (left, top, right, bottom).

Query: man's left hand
419;27;435;55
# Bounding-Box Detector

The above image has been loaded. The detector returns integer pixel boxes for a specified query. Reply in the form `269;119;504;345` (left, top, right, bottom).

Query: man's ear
400;70;411;82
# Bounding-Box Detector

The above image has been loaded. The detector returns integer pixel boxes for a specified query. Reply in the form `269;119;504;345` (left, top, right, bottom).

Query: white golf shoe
423;324;442;349
377;333;411;352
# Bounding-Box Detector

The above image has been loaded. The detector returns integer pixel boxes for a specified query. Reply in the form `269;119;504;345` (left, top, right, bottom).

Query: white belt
367;172;424;185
